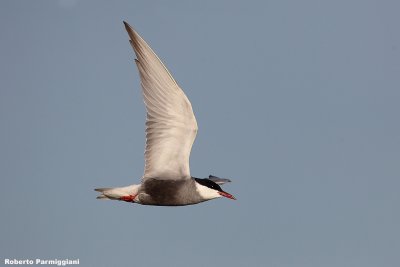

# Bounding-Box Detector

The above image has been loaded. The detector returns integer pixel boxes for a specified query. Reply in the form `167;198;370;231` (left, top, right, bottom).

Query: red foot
120;195;136;202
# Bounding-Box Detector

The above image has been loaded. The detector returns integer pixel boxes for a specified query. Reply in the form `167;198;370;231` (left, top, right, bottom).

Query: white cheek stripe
195;183;221;200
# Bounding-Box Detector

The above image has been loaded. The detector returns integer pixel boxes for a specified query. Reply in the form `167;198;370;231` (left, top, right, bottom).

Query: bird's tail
94;184;140;201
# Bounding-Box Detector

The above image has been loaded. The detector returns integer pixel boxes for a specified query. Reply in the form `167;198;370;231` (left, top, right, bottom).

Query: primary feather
123;22;198;180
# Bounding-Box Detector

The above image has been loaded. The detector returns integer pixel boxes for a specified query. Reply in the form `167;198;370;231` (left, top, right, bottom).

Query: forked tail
94;184;140;201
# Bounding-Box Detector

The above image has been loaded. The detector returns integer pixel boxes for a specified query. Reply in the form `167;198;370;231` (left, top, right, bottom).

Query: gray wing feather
123;21;198;180
208;175;232;185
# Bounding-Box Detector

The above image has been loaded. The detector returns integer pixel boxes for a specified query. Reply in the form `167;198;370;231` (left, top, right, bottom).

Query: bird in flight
95;21;235;206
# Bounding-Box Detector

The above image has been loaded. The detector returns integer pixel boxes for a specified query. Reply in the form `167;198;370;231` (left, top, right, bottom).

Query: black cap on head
194;178;223;192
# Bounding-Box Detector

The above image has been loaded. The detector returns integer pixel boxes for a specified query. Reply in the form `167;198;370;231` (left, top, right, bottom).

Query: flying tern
95;21;235;206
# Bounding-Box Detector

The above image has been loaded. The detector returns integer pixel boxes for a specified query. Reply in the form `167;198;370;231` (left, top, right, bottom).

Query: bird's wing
208;175;232;185
123;21;198;181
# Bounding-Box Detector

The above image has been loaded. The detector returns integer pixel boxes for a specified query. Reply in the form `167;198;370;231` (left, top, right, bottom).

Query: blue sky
1;1;399;266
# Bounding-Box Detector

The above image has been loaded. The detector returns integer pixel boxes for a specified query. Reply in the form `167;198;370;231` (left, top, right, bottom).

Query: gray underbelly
139;178;203;206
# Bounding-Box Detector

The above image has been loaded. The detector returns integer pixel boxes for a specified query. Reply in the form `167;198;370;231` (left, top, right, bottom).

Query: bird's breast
139;178;201;206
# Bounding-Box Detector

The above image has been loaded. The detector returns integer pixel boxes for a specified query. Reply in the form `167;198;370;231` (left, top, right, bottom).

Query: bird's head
194;178;236;201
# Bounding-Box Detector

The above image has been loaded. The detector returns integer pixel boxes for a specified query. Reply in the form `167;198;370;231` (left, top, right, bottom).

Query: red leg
120;195;136;202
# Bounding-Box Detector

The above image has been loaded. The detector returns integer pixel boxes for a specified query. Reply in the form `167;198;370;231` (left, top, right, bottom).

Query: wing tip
123;20;138;39
208;175;232;184
123;20;130;30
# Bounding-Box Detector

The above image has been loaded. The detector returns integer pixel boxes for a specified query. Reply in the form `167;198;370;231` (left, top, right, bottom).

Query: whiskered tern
95;21;235;206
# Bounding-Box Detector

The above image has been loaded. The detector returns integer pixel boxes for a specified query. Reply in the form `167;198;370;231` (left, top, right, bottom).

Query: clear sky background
1;1;399;266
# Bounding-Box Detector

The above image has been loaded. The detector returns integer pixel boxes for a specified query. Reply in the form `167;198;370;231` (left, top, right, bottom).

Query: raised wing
123;21;198;180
